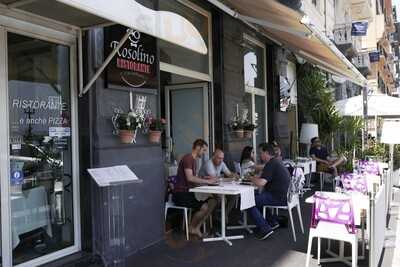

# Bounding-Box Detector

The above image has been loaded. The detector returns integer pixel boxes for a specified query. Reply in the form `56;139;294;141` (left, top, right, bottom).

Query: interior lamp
299;123;319;157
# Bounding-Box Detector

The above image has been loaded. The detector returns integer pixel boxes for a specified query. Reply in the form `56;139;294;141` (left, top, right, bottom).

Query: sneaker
255;229;274;240
271;223;280;230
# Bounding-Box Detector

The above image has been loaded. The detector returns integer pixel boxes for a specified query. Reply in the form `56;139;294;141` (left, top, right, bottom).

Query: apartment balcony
351;0;373;22
352;52;371;75
333;24;354;53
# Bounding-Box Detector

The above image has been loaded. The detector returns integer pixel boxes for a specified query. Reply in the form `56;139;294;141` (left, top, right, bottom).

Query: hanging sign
352;21;368;36
369;51;380;63
104;25;158;89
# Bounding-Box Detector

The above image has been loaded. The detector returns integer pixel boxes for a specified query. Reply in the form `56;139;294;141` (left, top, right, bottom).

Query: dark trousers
247;191;285;233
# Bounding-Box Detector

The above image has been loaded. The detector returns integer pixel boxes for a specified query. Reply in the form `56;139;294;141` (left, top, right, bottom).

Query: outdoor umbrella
334;94;400;117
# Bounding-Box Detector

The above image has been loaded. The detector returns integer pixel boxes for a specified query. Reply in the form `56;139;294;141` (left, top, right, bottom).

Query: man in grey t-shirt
199;149;236;178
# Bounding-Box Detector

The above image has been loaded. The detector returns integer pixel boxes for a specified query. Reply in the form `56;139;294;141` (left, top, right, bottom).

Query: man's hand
206;177;218;185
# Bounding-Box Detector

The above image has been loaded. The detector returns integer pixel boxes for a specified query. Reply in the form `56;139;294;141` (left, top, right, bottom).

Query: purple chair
358;160;380;176
341;173;368;194
305;193;358;267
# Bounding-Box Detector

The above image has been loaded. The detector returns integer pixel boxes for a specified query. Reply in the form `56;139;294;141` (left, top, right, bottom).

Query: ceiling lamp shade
381;120;400;144
299;123;319;144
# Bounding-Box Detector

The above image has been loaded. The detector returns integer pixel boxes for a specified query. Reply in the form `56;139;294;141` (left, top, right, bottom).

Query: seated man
309;137;345;176
172;139;218;238
199;149;238;179
248;143;291;240
199;149;238;223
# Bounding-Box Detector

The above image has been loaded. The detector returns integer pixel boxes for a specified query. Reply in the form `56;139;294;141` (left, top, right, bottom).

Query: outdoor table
305;191;369;265
189;182;255;246
296;158;316;189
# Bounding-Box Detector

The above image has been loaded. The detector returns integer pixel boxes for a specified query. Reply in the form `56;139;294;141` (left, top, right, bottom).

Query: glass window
159;0;210;75
244;40;265;89
8;32;74;265
255;95;266;146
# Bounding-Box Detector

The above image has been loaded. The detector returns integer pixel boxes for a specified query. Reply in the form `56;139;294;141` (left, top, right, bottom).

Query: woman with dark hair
240;146;255;177
272;141;283;161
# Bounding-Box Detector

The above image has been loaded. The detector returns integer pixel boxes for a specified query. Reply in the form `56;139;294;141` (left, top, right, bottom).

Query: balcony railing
333;24;353;45
352;53;370;69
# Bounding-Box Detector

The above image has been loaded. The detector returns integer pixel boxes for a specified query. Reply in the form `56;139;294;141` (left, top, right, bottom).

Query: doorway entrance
0;23;80;267
165;83;209;161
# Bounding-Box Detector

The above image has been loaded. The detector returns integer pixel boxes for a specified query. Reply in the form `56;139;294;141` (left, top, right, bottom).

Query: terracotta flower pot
244;130;253;139
118;130;136;144
233;129;244;138
148;130;162;143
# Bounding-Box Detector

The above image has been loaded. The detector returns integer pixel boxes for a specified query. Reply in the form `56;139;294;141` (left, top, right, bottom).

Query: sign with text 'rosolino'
104;25;158;89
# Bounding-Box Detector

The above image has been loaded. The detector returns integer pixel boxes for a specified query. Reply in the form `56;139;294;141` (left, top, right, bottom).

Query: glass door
166;83;209;161
0;30;78;266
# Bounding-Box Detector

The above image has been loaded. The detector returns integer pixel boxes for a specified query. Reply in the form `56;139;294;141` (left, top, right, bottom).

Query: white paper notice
87;165;140;186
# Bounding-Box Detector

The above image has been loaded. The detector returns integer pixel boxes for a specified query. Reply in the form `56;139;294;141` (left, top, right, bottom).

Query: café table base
320;240;365;267
227;211;257;234
203;234;244;246
202;195;244;246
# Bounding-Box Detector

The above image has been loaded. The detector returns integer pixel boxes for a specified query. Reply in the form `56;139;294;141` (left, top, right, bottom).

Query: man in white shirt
199;149;238;225
199;149;237;179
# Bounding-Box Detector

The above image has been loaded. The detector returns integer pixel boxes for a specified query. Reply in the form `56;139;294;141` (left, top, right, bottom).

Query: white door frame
165;83;210;158
0;16;81;267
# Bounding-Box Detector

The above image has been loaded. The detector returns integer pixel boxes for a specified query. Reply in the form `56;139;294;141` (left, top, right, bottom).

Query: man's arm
185;168;217;185
310;154;330;165
250;176;267;188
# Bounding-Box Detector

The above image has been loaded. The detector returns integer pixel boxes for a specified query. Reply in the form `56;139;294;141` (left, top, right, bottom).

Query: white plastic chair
305;193;358;267
165;194;191;240
262;168;304;242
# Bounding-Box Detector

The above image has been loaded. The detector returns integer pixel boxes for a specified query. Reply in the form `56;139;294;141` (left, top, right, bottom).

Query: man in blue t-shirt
309;137;345;176
247;143;291;240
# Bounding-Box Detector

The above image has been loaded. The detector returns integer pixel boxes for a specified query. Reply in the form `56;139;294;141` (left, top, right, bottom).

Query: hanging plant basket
148;130;162;143
118;130;137;144
244;130;253;139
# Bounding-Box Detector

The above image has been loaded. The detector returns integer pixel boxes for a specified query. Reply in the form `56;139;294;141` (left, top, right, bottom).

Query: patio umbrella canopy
334;94;400;117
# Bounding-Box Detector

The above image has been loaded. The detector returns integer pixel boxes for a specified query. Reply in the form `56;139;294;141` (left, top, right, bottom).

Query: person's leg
190;197;218;237
247;191;274;234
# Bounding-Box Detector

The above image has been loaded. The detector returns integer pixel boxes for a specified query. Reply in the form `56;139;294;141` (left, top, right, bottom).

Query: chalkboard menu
104;25;158;89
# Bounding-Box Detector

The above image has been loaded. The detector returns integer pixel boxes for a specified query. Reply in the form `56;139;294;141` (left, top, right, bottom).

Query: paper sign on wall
49;127;71;138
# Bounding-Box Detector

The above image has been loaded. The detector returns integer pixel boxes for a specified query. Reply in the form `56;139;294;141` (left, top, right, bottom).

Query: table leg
227;210;257;233
203;195;244;246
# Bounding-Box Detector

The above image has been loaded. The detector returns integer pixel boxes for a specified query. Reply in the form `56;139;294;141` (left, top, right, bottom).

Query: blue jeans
248;191;285;233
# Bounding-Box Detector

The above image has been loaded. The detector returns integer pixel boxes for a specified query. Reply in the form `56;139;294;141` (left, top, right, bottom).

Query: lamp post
299;123;319;157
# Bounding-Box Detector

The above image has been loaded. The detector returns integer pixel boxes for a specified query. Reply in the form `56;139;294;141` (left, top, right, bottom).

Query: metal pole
80;29;132;96
363;86;369;152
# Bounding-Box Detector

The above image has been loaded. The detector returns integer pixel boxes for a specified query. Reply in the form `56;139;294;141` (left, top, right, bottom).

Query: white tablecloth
296;159;317;175
190;183;256;210
11;186;52;248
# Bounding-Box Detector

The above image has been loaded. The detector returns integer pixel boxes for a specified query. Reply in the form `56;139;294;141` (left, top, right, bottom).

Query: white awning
335;94;400;117
0;0;207;55
208;0;367;86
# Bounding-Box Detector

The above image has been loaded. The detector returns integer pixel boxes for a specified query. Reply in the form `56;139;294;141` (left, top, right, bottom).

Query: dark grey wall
221;14;277;164
78;0;164;255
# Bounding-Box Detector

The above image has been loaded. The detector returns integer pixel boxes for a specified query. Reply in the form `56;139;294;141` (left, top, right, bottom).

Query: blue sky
396;0;400;20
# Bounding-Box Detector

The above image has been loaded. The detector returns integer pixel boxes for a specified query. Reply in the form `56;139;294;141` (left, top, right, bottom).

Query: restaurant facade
0;0;366;266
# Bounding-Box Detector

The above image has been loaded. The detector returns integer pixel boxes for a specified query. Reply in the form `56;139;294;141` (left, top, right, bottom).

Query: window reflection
8;32;74;265
244;42;265;89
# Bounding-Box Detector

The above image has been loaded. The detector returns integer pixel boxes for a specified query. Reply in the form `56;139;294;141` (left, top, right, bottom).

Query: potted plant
229;116;245;138
147;117;166;143
112;110;144;144
243;121;257;139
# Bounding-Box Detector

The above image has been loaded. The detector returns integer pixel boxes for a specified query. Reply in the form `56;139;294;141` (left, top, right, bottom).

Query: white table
295;158;317;192
305;191;369;265
189;182;255;246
